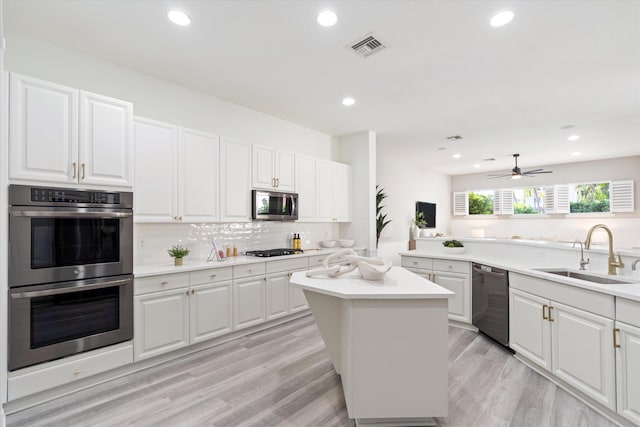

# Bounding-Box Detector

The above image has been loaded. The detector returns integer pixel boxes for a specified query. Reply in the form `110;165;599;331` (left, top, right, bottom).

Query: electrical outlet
138;239;145;249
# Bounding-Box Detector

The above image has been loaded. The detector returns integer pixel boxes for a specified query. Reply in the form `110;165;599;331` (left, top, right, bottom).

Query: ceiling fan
487;154;553;180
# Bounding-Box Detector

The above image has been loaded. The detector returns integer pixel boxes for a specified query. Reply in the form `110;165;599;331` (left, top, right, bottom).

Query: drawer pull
161;281;168;285
73;369;83;375
614;328;621;349
413;261;418;265
210;274;217;278
542;304;548;320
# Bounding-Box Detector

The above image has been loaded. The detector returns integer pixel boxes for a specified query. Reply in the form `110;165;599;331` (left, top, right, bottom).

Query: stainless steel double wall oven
8;185;134;371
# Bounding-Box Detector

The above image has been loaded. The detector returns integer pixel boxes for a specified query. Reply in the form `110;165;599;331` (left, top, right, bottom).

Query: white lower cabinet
8;342;133;400
134;268;234;361
509;285;616;411
134;288;190;361
289;268;310;313
400;256;471;324
233;276;266;329
266;272;289;320
190;281;233;343
616;320;640;424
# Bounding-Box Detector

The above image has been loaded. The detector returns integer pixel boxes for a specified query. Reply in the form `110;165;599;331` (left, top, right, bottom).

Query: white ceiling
4;0;640;175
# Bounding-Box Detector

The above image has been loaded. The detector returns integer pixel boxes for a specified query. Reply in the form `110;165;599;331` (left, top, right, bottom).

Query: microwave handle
11;210;132;218
11;278;132;299
290;195;297;215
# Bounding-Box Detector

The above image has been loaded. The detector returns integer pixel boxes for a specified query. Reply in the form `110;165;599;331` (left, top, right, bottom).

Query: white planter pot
443;247;465;254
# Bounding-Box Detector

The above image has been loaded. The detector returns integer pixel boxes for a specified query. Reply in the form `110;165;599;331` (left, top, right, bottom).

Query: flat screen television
416;201;436;229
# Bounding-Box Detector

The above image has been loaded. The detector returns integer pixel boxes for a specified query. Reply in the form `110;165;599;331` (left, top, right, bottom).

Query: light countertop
290;267;454;300
135;247;365;278
400;249;640;303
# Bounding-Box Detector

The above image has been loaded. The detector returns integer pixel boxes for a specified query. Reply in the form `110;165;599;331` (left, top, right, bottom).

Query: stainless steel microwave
252;190;298;221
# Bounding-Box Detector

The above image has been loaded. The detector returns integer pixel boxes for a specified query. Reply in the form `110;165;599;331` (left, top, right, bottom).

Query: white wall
376;141;452;263
450;156;640;248
4;31;337;159
338;131;376;254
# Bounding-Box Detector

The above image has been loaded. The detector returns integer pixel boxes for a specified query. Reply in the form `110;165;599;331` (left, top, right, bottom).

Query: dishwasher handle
472;265;507;278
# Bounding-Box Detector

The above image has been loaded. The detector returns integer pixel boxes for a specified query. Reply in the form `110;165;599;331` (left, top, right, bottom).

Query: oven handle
10;210;132;218
11;278;132;298
472;266;506;278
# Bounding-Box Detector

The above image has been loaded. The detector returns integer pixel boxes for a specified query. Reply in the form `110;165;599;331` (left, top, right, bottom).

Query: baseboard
447;320;478;332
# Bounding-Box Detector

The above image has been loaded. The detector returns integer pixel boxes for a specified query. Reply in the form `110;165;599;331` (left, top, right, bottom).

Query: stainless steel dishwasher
472;263;510;348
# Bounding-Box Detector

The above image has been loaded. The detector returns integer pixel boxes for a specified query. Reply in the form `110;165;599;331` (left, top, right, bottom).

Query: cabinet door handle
210;274;217;279
275;178;279;187
178;216;183;221
548;306;554;322
72;162;77;179
186;290;189;296
81;163;86;180
614;328;621;349
542;304;548;320
288;272;293;277
160;281;168;285
191;289;195;295
272;178;275;187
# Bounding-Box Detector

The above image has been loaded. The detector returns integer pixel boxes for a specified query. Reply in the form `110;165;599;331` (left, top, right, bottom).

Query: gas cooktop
245;248;304;257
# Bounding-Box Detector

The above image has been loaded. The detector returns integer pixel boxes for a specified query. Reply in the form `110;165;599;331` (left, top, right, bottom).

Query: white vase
443;247;465;254
409;225;418;240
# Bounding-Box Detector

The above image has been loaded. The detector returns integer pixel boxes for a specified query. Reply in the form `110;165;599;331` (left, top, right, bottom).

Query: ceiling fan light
512;174;522;180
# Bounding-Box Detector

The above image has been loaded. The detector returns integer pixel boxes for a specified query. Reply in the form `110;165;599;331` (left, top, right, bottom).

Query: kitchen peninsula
290;267;453;426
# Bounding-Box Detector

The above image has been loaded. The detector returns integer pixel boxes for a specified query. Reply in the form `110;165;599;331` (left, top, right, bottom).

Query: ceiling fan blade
523;169;544;173
523;170;553;175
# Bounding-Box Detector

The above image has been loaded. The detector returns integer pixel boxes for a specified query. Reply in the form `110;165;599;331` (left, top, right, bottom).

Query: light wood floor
7;315;617;427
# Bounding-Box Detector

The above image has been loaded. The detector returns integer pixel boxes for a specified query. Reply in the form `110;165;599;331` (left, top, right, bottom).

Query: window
513;187;546;214
468;191;494;215
569;182;610;213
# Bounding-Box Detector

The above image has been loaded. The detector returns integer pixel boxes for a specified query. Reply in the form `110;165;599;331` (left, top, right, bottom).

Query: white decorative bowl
443;247;465;254
321;240;337;248
338;239;355;248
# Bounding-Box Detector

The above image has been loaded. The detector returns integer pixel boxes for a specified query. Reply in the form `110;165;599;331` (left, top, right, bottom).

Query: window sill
508;214;550;219
563;213;616;218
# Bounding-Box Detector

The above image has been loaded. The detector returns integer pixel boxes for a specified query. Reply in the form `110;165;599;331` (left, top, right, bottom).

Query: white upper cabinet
220;137;252;222
134;118;178;222
78;91;133;187
178;128;220;222
9;73;132;188
316;159;352;222
252;145;295;191
134;118;219;223
295;153;316;221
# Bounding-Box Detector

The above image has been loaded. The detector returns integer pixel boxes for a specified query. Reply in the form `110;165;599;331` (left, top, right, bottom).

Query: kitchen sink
535;268;634;285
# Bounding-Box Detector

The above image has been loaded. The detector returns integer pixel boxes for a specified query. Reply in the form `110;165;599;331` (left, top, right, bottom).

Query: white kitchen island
290;267;453;427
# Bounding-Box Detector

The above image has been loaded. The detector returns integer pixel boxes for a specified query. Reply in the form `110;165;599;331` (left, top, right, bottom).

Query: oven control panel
30;188;120;204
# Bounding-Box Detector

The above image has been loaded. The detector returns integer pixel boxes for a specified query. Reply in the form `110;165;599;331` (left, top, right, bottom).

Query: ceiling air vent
350;33;386;58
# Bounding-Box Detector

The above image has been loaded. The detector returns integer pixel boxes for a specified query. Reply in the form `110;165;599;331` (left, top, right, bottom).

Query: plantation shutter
546;185;569;214
610;180;634;212
453;192;468;216
500;189;514;215
493;190;502;215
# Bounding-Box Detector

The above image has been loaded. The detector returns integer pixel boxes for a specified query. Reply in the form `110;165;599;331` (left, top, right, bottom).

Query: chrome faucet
633;259;640;271
573;240;589;270
584;224;625;275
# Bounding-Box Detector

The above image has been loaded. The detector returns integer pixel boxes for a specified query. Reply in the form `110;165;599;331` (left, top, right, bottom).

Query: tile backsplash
134;222;340;265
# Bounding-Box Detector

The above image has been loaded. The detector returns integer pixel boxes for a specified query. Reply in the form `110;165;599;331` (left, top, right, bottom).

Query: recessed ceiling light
473;164;480;168
568;135;580;141
453;153;461;159
490;10;514;27
446;135;463;141
342;97;355;106
317;10;338;27
571;151;581;156
168;10;191;26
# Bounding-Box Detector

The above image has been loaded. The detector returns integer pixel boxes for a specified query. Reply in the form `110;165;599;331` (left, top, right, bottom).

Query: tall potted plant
376;185;391;249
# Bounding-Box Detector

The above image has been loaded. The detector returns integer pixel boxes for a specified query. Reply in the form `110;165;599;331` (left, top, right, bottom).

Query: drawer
8;342;133;400
309;253;349;267
134;272;189;295
190;267;233;285
401;256;433;271
617;298;640;328
233;262;266;278
433;259;469;274
266;257;309;274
